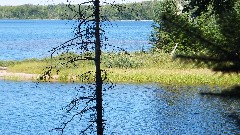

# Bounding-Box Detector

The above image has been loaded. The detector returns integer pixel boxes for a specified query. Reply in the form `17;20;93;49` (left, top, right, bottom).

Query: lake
0;20;239;134
0;20;153;60
0;80;239;134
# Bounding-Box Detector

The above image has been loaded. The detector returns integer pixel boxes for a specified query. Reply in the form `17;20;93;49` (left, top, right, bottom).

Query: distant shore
0;19;153;21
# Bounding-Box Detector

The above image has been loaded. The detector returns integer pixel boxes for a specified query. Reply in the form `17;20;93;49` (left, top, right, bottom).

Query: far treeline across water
0;1;157;20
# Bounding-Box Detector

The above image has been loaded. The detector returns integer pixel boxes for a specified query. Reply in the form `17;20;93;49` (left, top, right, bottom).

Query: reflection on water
0;81;239;134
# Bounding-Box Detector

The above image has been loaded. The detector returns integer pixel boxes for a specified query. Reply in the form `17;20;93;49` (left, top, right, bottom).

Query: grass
107;68;239;86
1;51;239;86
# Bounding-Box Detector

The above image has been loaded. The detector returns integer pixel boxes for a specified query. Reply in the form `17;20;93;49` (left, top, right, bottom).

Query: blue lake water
0;80;239;134
1;19;240;134
0;20;153;60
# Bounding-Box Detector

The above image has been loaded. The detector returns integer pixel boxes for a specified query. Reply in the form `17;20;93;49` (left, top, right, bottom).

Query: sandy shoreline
0;68;60;81
0;70;39;80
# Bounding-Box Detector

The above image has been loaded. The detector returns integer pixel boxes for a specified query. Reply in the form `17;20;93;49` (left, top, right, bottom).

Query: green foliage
0;4;66;19
151;0;205;54
152;0;240;73
0;1;157;20
183;0;236;16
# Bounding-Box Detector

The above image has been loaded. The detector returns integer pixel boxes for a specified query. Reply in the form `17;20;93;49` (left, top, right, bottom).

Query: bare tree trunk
94;0;103;134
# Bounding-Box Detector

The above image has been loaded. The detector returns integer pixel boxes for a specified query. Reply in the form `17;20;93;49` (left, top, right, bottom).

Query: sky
0;0;146;6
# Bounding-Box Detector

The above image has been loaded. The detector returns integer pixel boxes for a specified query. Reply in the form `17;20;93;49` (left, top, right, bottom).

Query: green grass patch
1;52;239;86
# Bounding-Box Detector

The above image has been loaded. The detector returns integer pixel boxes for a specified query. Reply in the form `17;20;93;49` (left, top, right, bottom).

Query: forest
0;1;157;20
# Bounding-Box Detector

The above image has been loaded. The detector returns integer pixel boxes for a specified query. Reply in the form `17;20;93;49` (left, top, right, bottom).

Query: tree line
0;1;157;20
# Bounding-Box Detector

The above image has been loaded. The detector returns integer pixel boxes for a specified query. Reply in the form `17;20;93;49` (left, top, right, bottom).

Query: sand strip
0;70;39;80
